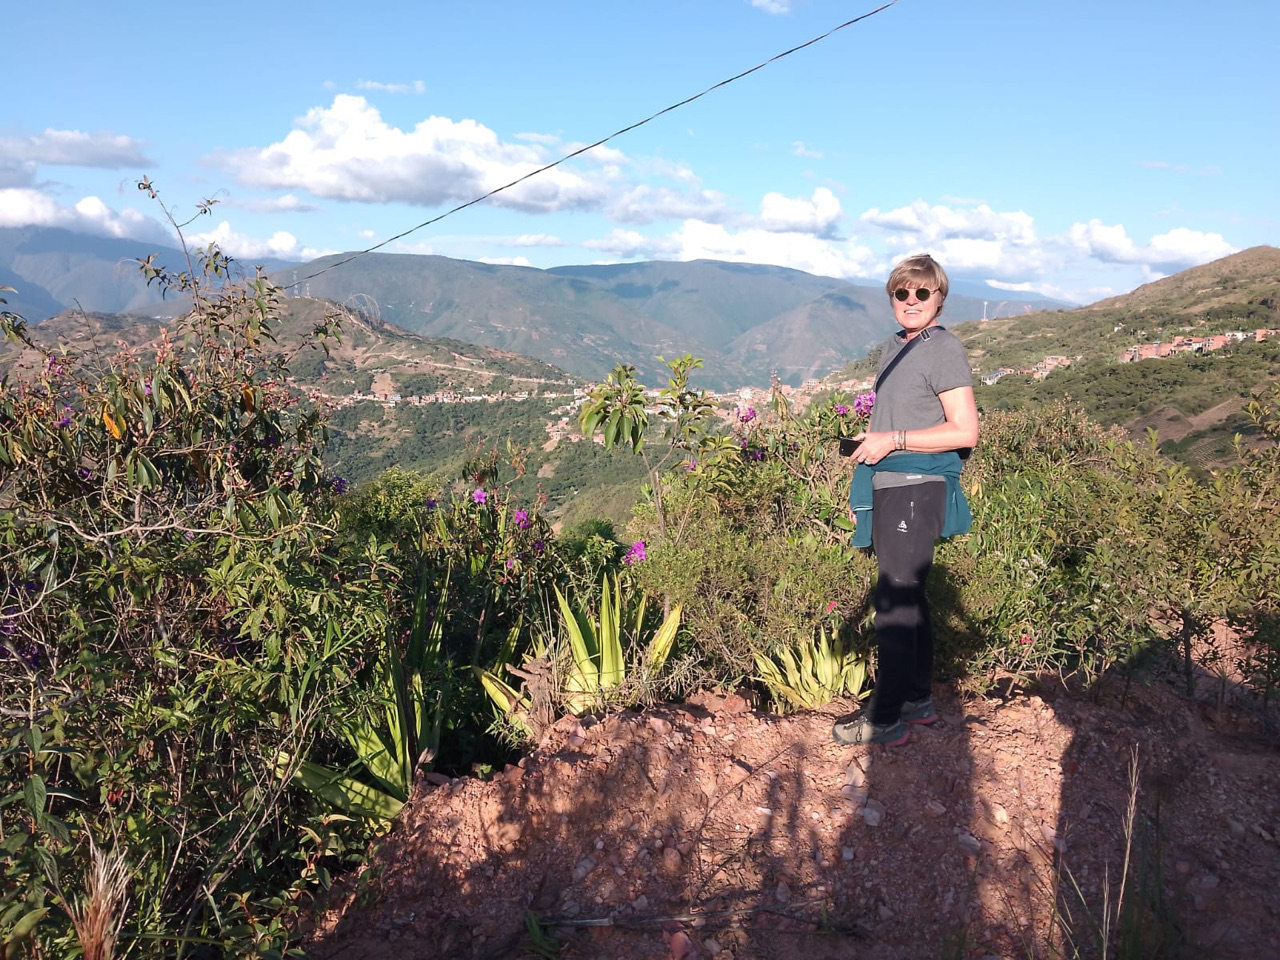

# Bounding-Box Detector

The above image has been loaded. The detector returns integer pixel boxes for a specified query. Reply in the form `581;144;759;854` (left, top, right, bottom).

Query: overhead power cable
297;0;902;283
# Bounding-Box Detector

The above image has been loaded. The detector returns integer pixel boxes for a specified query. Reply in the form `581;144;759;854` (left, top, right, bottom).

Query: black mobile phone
838;437;862;457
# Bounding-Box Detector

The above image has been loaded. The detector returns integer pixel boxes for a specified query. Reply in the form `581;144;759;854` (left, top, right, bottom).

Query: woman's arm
853;385;979;463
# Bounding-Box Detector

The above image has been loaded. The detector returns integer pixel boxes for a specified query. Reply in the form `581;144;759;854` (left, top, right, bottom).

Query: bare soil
306;676;1280;960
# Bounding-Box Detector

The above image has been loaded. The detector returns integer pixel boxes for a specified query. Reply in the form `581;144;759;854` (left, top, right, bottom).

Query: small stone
662;846;683;876
1228;819;1245;840
1175;859;1192;875
842;846;855;861
632;895;649;911
860;798;886;827
670;930;696;960
992;803;1009;825
776;880;792;903
844;761;868;789
925;799;946;817
704;937;723;956
571;857;596;882
841;784;870;803
648;717;672;736
958;833;982;855
878;904;894;920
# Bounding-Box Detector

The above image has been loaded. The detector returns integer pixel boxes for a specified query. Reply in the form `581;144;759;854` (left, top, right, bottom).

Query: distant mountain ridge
273;253;1064;389
0;225;1063;391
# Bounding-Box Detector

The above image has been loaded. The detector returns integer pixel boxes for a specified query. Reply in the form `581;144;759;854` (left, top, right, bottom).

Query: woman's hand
852;431;897;465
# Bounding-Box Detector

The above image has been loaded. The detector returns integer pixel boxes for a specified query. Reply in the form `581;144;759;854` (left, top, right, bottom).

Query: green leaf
7;907;49;942
21;775;46;817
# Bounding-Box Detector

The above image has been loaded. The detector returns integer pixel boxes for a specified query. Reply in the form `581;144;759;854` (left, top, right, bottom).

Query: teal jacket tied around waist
848;452;972;548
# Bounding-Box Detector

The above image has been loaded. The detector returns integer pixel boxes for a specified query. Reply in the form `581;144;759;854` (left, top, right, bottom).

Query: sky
2;0;1277;304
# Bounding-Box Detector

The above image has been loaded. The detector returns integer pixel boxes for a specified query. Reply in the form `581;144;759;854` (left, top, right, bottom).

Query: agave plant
480;575;683;723
280;567;451;821
754;626;869;713
557;575;683;715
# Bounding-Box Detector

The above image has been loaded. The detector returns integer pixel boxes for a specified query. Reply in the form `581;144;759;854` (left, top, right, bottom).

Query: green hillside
953;245;1280;374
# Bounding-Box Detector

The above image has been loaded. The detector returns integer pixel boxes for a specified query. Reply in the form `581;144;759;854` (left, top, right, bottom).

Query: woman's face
891;283;944;337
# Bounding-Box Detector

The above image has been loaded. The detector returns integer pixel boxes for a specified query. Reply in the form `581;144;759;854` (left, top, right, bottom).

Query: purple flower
533;539;545;554
144;380;152;396
737;405;757;423
472;488;488;505
505;558;515;570
57;407;74;428
854;391;876;418
682;459;697;471
623;540;647;565
833;404;850;416
329;476;348;495
513;508;531;530
424;498;437;510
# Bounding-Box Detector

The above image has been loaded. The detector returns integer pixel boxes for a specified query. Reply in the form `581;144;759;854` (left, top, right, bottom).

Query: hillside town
309;322;1279;449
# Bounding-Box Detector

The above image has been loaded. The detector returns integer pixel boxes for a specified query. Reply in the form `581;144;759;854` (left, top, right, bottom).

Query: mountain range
0;225;1062;390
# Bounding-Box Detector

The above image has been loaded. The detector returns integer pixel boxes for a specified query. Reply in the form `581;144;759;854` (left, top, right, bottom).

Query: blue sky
3;0;1276;303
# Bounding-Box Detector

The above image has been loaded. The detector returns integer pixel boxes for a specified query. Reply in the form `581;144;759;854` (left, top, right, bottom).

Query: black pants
869;482;945;725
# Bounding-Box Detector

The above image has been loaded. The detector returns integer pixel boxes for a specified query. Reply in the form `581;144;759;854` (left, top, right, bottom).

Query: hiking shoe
831;712;909;747
901;696;937;725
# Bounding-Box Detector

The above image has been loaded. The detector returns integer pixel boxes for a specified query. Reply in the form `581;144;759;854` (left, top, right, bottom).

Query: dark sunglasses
893;287;937;302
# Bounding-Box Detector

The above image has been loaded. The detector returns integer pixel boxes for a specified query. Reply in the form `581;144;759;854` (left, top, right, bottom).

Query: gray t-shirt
868;326;973;488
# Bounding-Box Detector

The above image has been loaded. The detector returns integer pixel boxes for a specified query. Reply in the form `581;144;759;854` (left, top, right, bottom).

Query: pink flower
1020;631;1032;645
513;508;531;529
854;391;876;417
623;541;647;565
825;600;838;614
472;488;488;504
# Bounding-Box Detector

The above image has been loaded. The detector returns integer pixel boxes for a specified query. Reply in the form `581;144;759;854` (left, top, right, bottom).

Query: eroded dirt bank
308;681;1280;959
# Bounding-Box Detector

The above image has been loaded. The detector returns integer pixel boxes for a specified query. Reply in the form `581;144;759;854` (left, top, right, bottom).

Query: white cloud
357;229;377;240
860;200;1036;245
985;279;1085;302
583;229;678;259
508;233;564;247
750;0;791;13
607;184;732;225
0;189;171;243
356;79;426;95
221;95;611;214
1066;220;1236;268
228;193;318;213
185;220;331;262
792;141;823;159
0;128;152;168
672;220;878;279
477;256;532;267
758;187;841;237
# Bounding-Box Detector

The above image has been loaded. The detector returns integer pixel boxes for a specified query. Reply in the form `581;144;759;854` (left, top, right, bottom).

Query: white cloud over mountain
1066;220;1235;268
758;187;841;236
673;219;878;279
221;95;613;214
186;220;332;261
0;189;170;243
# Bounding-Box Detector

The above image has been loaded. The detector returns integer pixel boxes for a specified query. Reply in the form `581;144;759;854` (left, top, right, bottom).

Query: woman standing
833;253;979;747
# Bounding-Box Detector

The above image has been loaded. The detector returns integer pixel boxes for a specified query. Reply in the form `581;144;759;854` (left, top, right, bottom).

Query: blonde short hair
886;253;949;304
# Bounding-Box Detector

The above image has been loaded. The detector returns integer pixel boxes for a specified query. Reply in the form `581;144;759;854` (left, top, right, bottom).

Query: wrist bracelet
896;429;906;450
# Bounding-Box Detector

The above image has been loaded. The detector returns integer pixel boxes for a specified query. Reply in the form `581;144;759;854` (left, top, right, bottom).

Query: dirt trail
307;680;1280;960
